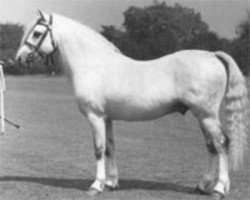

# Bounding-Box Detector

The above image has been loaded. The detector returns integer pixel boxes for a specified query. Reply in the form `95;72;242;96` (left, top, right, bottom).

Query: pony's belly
106;101;175;121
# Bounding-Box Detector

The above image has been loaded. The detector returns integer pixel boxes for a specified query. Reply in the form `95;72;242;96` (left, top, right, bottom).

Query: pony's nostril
17;56;22;63
28;53;33;59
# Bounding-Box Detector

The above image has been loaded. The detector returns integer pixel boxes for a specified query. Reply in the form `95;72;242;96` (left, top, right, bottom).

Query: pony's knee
94;142;105;160
201;118;229;154
105;145;112;157
105;140;115;157
94;146;104;160
222;130;230;152
206;134;229;155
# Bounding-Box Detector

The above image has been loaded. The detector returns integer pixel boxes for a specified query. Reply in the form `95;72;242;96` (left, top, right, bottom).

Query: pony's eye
33;31;42;39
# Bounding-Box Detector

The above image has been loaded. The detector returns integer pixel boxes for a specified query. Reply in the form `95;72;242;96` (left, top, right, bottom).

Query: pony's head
16;10;57;65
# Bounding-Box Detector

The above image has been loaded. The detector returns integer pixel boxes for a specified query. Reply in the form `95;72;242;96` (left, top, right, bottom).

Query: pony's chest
72;74;106;113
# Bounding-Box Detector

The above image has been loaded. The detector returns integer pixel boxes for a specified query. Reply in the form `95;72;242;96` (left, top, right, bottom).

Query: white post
0;63;6;134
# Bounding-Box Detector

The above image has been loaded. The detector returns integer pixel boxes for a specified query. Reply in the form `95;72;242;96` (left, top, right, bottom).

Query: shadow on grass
0;176;196;195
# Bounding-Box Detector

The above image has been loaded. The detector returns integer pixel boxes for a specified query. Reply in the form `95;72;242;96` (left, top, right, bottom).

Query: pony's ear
37;10;46;21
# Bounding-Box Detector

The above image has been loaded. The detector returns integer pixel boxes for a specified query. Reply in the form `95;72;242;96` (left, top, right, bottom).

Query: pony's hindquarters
215;51;248;170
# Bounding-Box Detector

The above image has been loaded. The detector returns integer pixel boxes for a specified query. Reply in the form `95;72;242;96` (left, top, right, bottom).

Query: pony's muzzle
16;54;29;69
16;50;36;66
16;52;26;64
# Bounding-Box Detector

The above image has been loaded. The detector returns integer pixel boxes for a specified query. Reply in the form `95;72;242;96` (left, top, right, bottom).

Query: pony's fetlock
211;191;225;200
213;180;230;197
105;176;119;190
90;179;105;192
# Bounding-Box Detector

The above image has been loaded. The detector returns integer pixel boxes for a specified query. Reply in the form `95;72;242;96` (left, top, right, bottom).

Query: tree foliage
101;2;225;60
101;2;250;76
230;11;250;75
0;23;24;74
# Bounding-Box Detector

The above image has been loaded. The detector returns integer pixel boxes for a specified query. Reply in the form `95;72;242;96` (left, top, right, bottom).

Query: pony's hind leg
105;119;119;189
198;116;230;198
196;149;217;194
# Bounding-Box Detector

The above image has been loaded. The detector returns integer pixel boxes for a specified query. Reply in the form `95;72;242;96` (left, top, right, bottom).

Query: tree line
0;2;249;75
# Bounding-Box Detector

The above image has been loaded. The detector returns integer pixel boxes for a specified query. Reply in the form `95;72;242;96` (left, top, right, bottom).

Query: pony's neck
52;14;121;79
52;14;119;77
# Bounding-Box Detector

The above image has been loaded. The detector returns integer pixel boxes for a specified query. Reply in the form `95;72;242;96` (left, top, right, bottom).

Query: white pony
16;11;248;199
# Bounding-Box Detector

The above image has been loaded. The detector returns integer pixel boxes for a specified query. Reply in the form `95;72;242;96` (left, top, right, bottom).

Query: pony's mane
54;14;121;54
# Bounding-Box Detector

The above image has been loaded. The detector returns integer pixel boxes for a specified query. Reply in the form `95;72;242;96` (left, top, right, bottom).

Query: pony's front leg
87;112;106;196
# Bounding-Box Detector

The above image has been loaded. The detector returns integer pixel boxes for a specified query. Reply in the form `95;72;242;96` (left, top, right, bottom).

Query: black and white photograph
0;0;249;199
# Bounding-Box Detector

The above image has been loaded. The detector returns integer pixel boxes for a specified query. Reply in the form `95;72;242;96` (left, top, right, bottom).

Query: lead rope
0;63;6;134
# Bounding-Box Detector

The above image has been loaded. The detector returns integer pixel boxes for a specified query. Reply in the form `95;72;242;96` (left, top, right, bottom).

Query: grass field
0;76;249;200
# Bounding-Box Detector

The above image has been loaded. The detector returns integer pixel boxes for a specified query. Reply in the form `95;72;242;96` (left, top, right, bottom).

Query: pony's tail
215;51;248;171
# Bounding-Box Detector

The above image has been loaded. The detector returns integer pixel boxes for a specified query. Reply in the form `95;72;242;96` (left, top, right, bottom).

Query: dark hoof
104;184;119;191
211;191;225;200
86;188;101;196
195;186;210;195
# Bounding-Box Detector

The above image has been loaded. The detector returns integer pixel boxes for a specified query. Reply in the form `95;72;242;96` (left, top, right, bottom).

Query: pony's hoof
211;191;225;200
195;186;210;195
86;188;101;196
104;184;119;191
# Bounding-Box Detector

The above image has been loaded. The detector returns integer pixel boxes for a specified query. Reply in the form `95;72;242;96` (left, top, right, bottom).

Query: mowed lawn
0;76;249;200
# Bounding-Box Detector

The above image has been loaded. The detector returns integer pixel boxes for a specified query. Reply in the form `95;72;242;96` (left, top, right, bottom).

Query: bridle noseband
24;15;57;60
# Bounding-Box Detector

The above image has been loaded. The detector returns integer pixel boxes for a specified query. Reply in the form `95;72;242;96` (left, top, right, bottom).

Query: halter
24;15;57;60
